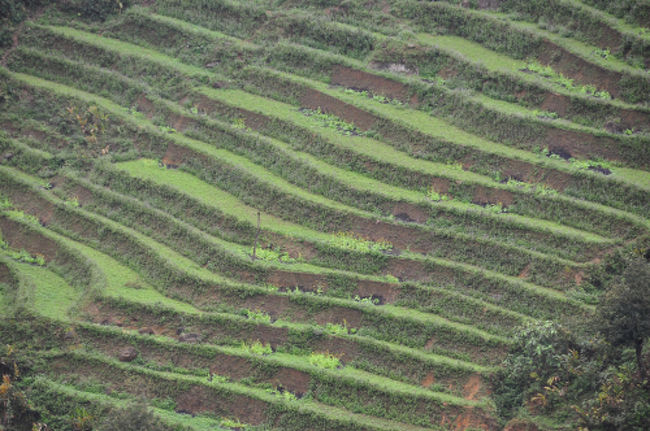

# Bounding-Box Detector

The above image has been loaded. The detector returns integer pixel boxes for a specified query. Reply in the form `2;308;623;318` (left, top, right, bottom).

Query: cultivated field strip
1;1;649;430
21;18;650;212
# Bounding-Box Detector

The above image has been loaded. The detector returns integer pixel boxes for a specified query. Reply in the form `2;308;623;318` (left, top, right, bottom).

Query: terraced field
0;1;649;430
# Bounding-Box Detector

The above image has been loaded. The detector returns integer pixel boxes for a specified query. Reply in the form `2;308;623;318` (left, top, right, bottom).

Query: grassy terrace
11;28;648;238
1;1;649;430
19;20;650;203
2;168;514;358
136;6;650;133
4;72;604;295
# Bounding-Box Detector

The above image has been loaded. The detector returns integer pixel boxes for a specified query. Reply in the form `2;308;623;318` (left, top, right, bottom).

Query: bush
492;321;579;419
59;0;130;21
97;401;165;431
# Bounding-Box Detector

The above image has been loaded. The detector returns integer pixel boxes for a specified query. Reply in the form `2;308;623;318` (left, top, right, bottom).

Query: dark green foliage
598;258;650;379
492;321;578;418
494;257;650;428
0;344;41;431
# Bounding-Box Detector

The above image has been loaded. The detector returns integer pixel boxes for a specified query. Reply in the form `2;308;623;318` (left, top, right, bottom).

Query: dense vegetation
0;0;649;430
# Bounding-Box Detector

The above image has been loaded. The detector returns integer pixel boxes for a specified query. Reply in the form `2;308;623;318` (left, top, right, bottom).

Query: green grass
199;87;606;242
113;160;605;308
197;86;634;240
116;159;349;244
108;162;592;309
6;166;511;352
47;350;475;431
13;26;644;236
0;273;9;317
417;31;643;99
502;5;650;72
2;258;79;321
37;24;216;81
111;160;582;319
141;8;258;50
69;239;201;315
32;377;233;431
5;3;649;429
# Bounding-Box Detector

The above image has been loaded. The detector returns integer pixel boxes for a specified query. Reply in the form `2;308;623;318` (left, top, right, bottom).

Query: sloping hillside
1;1;649;430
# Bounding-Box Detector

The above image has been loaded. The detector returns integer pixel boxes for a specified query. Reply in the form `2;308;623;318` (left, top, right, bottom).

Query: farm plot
0;1;649;430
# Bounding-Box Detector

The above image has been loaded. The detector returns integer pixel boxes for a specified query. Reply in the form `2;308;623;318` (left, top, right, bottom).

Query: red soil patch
462;374;484;401
387;202;430;223
170;112;194;132
497;157;571;192
135;94;155;119
266;270;326;293
262;233;319;261
269;270;399;306
537;40;623;98
539;92;570;117
60;356;271;426
330;65;415;104
64;183;94;207
299;88;378;130
574;270;584;285
209;354;255;380
620;108;650;131
472;185;514;207
0;217;57;262
84;300;291;348
176;385;267;424
161;142;193;168
269;367;311;396
354;279;400;304
421;372;435;388
385;258;438;282
0;185;56;226
311;336;361;363
451;408;498;431
235;292;303;322
314;306;363;329
424;336;437;351
518;263;531;279
542;127;621;163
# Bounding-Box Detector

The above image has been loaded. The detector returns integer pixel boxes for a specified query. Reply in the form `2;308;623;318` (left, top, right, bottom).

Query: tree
599;258;650;380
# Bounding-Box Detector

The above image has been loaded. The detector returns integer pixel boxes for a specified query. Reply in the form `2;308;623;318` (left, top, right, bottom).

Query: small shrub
242;340;272;355
243;309;272;324
308;351;341;369
426;186;450;202
299;107;366;136
71;407;93;431
484;202;506;214
323;320;355;335
221;417;248;429
354;295;379;305
249;247;296;263
329;232;392;253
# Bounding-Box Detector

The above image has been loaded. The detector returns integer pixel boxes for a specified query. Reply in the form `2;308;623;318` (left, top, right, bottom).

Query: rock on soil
118;346;138;362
